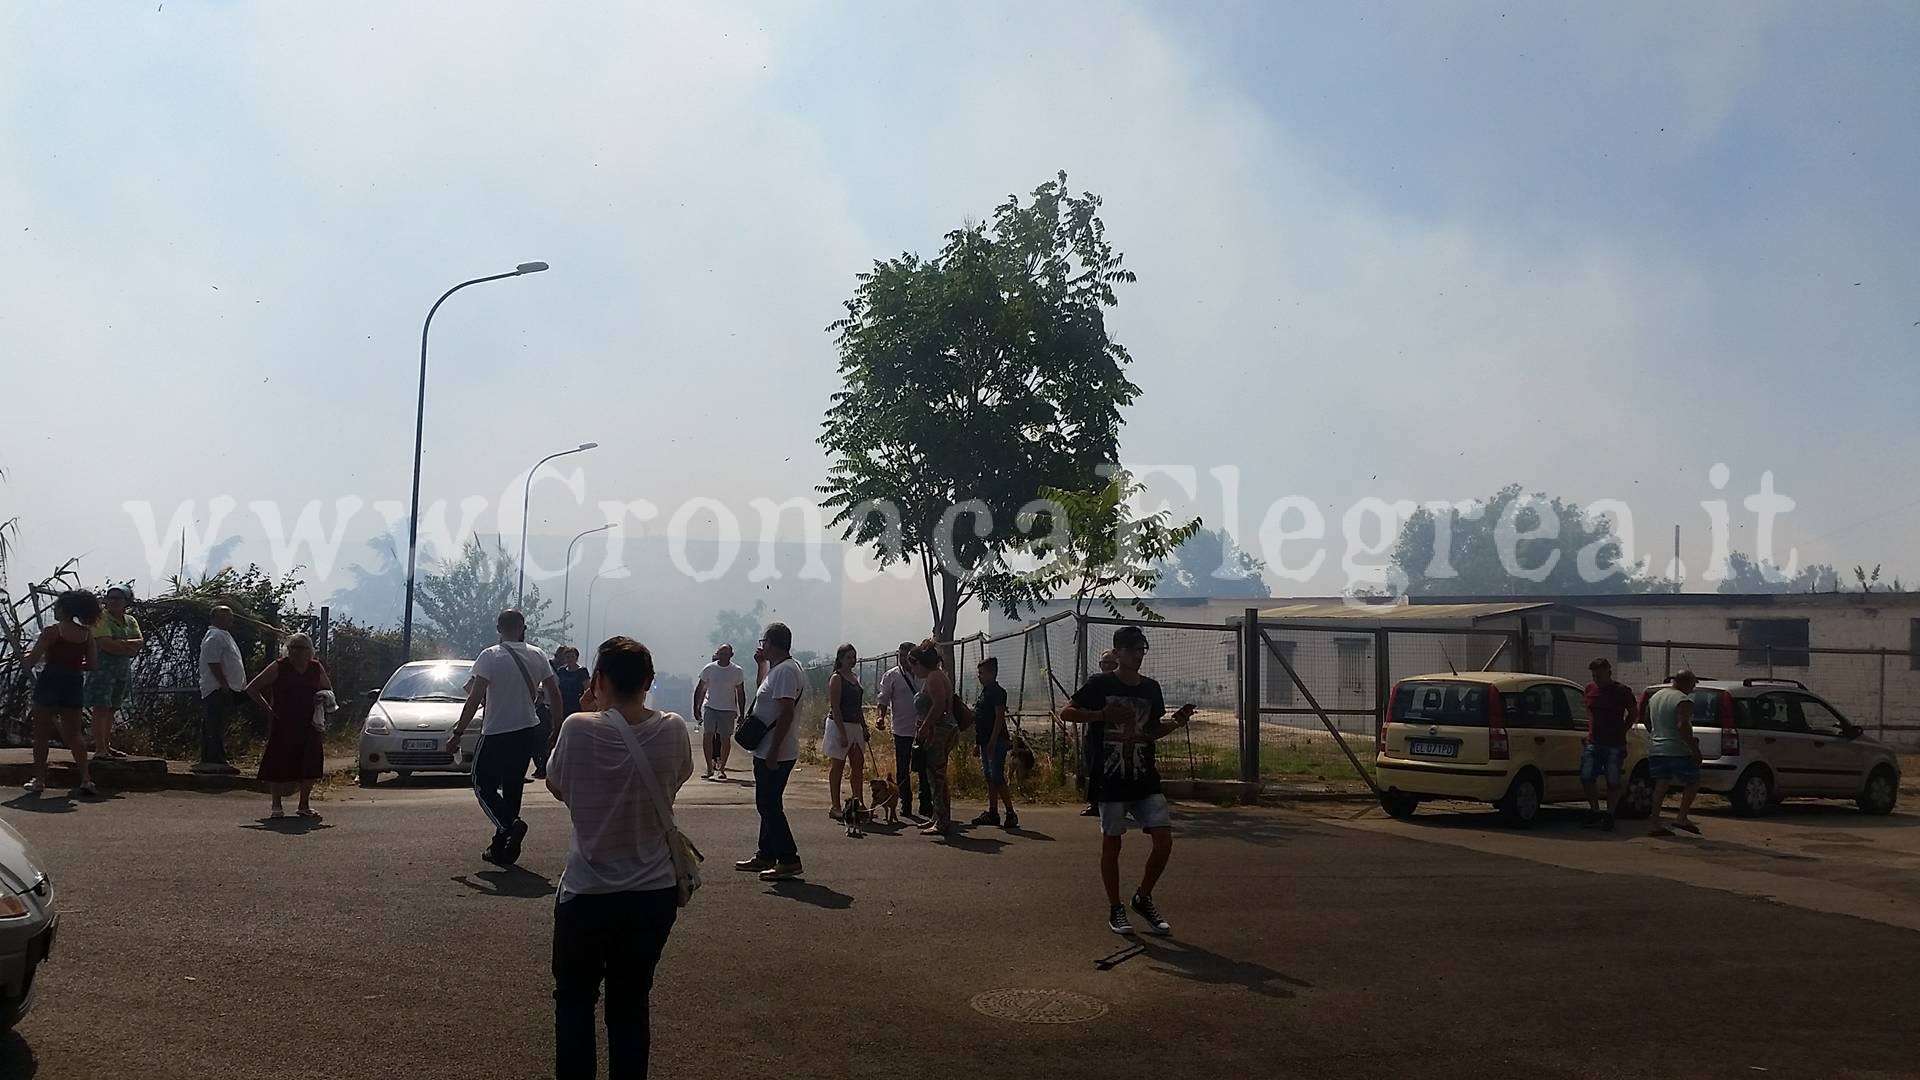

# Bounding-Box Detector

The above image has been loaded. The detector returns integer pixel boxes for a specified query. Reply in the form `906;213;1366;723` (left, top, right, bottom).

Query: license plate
1409;739;1458;758
403;738;438;751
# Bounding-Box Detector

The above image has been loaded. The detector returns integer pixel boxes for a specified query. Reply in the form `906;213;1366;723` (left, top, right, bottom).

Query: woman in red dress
245;633;332;820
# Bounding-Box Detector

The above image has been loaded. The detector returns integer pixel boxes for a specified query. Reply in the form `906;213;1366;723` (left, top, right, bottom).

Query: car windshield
1392;681;1490;727
381;663;473;702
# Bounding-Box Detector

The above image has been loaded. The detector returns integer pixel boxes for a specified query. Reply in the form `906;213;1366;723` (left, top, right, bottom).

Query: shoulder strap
503;644;540;704
606;709;677;828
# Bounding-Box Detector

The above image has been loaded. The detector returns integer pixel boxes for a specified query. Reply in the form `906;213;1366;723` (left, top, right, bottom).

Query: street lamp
560;522;617;636
583;567;627;654
516;442;600;608
400;260;550;662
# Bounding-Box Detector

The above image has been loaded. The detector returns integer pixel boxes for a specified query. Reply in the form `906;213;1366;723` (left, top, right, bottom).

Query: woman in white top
545;636;691;1080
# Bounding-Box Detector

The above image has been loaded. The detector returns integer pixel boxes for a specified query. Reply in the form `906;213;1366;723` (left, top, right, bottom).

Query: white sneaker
22;779;44;795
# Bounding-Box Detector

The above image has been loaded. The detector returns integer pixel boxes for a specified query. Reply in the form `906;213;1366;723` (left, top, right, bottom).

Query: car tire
1617;763;1654;820
1379;791;1419;820
1857;765;1898;816
357;769;378;788
1497;771;1543;829
1730;766;1775;817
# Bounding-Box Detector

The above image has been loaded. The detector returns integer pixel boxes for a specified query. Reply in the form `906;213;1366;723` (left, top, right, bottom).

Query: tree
1852;564;1906;593
1717;552;1840;594
1386;484;1670;596
1152;526;1269;598
1022;469;1201;621
819;172;1141;640
707;601;767;652
416;538;561;657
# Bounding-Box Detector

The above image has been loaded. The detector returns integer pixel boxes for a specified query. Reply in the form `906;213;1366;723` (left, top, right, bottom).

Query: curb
0;762;270;795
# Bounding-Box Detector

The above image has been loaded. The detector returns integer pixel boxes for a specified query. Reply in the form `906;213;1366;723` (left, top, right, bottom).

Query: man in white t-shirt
446;609;565;865
734;622;805;881
875;643;929;819
192;606;248;774
692;644;748;781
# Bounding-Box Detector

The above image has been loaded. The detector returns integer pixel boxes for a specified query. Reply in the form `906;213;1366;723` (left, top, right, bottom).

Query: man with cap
1580;657;1638;831
86;584;144;759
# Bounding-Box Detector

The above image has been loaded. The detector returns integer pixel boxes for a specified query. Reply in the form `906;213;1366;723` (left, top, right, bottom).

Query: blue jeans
1580;744;1625;788
754;756;799;863
980;737;1010;785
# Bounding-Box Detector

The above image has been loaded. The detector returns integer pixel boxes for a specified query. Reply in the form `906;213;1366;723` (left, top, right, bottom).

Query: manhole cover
970;988;1110;1025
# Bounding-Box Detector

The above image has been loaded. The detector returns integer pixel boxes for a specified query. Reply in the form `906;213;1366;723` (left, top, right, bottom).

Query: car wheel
1731;766;1775;817
1497;772;1543;828
357;769;378;788
1617;763;1654;820
1857;765;1898;816
1379;791;1419;820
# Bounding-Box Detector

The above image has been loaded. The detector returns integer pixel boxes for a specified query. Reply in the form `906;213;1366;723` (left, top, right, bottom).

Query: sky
3;1;1917;669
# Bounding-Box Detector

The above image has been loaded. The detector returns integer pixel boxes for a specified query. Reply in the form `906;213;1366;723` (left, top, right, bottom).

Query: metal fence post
317;606;331;661
1878;648;1888;738
1241;608;1261;785
1074;614;1090;688
1664;642;1673;680
1374;628;1391;741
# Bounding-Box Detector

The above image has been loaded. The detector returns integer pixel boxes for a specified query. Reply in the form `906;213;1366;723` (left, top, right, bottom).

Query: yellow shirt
92;613;141;667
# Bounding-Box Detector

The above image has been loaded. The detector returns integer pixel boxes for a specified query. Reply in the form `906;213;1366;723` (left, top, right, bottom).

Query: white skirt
821;716;868;761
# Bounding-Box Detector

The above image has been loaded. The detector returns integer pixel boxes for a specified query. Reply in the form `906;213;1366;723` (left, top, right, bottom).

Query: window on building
1263;639;1296;706
1737;618;1809;668
1619;618;1642;664
1336;638;1370;696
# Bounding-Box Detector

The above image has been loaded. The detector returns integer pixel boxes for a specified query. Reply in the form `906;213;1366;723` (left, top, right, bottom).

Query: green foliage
1718;552;1840;593
707;601;767;652
819;172;1141;638
1852;564;1906;593
1153;526;1269;598
1022;469;1202;621
1387;484;1670;596
417;538;561;657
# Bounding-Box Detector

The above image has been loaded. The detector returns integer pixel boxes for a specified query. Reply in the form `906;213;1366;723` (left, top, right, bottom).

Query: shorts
1648;755;1701;785
700;708;736;740
85;662;134;709
980;738;1009;785
821;717;868;761
1580;744;1626;787
1098;794;1171;836
33;669;85;710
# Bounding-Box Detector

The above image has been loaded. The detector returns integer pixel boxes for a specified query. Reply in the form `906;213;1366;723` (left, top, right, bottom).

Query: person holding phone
1060;624;1194;937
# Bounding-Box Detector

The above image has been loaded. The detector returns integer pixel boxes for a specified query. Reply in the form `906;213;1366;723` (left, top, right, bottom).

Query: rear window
1643;687;1745;726
1392;681;1491;728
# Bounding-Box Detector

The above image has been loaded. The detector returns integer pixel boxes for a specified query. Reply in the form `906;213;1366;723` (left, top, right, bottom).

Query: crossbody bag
606;709;704;907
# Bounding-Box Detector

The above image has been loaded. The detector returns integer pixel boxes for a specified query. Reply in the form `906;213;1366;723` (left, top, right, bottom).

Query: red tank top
44;631;89;672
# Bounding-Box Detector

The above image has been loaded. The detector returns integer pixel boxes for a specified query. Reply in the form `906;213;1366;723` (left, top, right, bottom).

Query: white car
0;817;56;1029
358;660;482;787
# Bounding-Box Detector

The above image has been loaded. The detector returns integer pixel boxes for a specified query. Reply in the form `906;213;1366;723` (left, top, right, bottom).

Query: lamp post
516;442;599;608
560;522;616;637
400;261;550;662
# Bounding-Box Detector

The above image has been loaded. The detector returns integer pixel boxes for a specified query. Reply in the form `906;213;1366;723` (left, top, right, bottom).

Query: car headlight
0;894;31;920
364;712;392;735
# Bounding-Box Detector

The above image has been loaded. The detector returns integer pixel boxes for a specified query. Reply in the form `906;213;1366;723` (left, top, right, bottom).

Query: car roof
399;658;473;669
1401;672;1581;691
1639;678;1813;698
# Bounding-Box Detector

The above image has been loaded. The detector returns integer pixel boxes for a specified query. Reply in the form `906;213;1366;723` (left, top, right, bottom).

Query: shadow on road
241;816;335;835
939;832;1008;855
1172;810;1313;849
1004;827;1056;842
2;795;76;815
1138;939;1314;999
0;1030;36;1077
766;880;853;909
453;868;556;899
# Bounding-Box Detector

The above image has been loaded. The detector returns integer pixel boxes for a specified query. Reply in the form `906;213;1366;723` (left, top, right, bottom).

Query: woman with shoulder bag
545;636;694;1080
908;639;958;837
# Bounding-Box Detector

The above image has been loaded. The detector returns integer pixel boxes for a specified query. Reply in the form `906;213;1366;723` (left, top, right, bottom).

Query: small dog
867;777;900;826
843;797;866;838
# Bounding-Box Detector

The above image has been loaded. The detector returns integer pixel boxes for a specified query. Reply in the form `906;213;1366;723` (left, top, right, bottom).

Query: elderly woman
907;639;957;837
246;633;332;820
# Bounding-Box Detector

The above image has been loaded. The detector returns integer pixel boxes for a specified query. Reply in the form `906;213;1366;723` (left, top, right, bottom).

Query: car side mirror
365;688;382;702
1842;725;1862;740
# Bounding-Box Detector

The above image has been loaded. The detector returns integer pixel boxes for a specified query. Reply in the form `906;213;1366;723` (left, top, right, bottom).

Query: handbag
607;708;704;907
733;710;771;753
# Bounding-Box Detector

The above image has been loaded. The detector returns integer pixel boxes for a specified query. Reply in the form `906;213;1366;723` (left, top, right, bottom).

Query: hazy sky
3;2;1917;655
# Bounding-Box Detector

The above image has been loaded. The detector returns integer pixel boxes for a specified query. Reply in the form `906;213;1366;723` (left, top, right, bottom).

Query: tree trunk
933;567;963;643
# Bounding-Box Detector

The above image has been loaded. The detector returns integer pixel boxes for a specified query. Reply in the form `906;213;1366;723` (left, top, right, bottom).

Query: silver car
358;660;482;787
0;817;56;1029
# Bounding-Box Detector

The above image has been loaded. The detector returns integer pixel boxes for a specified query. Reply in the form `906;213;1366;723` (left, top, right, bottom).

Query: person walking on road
1645;669;1705;838
970;656;1017;830
823;643;867;820
536;645;589;781
196;606;248;773
735;622;805;881
1580;658;1638;831
875;643;928;820
1062;625;1195;936
245;633;331;820
907;640;958;838
23;589;100;797
692;644;747;781
1080;649;1119;817
446;610;565;865
85;584;142;760
545;636;691;1080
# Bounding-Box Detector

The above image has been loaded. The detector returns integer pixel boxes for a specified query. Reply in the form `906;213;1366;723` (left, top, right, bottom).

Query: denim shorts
980;738;1009;785
1580;744;1626;787
1098;794;1171;836
1648;755;1701;785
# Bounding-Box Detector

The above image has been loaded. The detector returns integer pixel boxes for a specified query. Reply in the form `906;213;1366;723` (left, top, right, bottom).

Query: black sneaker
970;810;1001;827
1108;904;1134;936
1130;893;1171;936
1601;812;1617;833
1003;810;1020;830
480;848;508;866
504;819;529;862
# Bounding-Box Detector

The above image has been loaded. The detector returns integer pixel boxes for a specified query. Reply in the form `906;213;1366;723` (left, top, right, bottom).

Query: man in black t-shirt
1062;625;1194;936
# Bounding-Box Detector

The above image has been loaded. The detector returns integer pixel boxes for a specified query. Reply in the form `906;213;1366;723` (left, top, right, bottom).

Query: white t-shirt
548;708;692;902
698;661;746;714
470;641;554;735
751;658;805;762
877;666;920;735
198;627;247;699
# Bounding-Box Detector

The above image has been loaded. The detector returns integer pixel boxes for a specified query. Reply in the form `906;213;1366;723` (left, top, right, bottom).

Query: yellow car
1375;672;1652;827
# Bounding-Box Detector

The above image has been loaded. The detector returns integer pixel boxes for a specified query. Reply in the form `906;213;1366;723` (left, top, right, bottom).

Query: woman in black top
907;640;957;837
823;644;867;820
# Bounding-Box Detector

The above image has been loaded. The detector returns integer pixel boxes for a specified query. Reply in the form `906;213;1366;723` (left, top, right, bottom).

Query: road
3;762;1919;1079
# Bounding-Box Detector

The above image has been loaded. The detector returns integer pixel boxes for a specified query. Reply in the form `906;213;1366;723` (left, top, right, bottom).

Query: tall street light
560;522;617;636
401;261;550;662
516;442;599;608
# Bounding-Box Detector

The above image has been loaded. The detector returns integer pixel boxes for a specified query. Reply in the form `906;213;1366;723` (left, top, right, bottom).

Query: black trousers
472;727;535;843
199;691;233;765
894;734;931;814
532;707;554;776
554;888;678;1080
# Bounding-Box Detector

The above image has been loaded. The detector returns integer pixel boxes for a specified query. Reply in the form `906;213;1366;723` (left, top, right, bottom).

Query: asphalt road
3;764;1919;1080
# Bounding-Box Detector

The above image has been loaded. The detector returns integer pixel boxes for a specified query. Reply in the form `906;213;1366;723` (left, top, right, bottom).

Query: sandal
270;808;286;819
1648;825;1674;837
296;809;323;821
1673;821;1701;836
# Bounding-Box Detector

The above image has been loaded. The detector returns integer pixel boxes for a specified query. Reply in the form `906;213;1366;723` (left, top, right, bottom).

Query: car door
1547;685;1594;802
1789;695;1863;794
1509;683;1581;802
